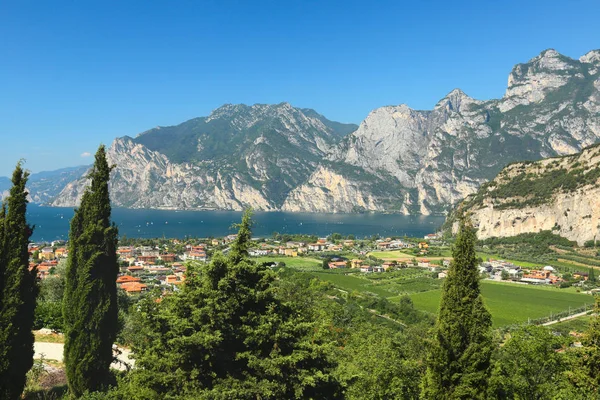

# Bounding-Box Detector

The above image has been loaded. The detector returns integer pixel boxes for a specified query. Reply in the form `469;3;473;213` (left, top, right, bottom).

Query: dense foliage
63;146;120;397
0;163;37;400
111;210;341;399
34;261;66;331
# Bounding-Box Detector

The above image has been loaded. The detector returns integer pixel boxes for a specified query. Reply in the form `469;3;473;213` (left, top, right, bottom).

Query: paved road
34;342;134;371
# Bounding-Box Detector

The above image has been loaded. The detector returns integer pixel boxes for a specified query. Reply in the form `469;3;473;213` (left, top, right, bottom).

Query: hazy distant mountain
0;165;90;204
51;49;600;214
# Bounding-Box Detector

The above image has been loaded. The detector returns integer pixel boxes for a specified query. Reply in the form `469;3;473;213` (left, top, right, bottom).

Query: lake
26;205;445;242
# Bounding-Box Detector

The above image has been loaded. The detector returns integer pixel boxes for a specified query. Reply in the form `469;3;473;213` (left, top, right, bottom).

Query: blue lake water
26;205;445;242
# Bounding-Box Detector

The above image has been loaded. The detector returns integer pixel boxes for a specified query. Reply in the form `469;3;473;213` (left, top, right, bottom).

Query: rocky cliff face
281;166;385;213
51;49;600;214
317;49;600;214
451;144;600;245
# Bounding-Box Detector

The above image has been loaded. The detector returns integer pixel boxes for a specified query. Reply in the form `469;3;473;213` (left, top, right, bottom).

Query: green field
409;281;593;327
252;256;322;271
309;271;396;297
550;315;592;335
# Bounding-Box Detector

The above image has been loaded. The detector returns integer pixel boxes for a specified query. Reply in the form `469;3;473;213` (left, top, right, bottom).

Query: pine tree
0;162;37;400
63;145;119;397
421;217;493;399
122;209;342;399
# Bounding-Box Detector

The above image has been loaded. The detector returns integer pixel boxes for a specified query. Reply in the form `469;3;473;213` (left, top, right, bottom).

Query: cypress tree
63;145;119;397
0;162;37;400
421;217;493;399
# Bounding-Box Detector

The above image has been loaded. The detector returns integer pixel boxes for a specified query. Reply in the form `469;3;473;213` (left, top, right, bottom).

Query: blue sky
1;0;599;176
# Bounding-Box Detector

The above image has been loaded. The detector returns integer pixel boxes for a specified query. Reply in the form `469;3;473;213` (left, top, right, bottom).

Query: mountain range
6;48;600;215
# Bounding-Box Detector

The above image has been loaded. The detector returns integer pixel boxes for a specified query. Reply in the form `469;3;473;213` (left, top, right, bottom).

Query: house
438;271;448;279
249;249;269;256
389;240;411;249
360;265;373;273
40;247;55;260
377;242;391;249
351;259;363;268
284;248;297;257
116;275;141;284
54;247;68;258
127;265;144;273
373;266;384;273
159;253;178;263
417;260;430;268
211;239;221;246
328;261;347;269
117;247;135;260
343;240;355;247
382;262;396;271
185;251;207;262
172;264;186;274
141;249;160;257
137;255;158;263
573;272;589;281
36;264;52;279
521;269;561;284
120;282;148;294
308;243;324;251
424;233;440;240
146;266;171;274
166;274;185;285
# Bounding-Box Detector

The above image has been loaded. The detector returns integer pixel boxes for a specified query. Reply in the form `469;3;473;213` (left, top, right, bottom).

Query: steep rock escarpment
451;143;600;245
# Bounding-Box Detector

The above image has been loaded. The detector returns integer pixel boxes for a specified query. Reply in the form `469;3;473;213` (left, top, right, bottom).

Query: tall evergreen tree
421;217;493;399
63;145;119;397
0;163;37;400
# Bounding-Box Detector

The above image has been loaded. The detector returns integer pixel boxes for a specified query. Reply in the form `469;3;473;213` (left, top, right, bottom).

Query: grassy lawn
409;280;593;327
252;256;322;271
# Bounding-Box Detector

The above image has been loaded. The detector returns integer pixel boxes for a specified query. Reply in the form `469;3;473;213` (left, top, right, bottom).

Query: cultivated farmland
409;281;592;327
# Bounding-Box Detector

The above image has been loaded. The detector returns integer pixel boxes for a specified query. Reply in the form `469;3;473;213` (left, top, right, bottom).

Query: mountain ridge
26;48;600;214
